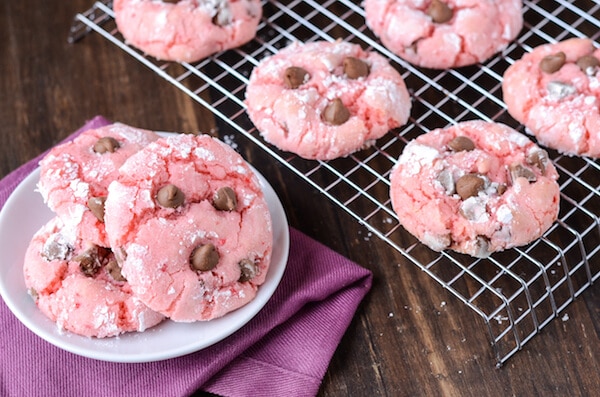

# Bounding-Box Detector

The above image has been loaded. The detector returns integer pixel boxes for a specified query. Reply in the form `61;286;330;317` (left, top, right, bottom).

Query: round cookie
364;0;523;69
113;0;262;63
38;123;160;247
104;134;273;322
24;217;165;338
502;38;600;158
244;40;411;160
389;120;560;258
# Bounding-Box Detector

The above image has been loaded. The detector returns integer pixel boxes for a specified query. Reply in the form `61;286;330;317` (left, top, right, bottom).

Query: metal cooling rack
69;0;600;366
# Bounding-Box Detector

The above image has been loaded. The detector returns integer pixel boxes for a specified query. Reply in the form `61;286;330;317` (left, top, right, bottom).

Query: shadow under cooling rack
69;0;600;367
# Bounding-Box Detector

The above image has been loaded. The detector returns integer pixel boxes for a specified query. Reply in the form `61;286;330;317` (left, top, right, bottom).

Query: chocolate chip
162;0;181;3
212;6;231;26
157;184;185;208
474;236;491;258
343;57;370;79
427;0;453;24
87;196;107;222
509;164;537;183
190;243;219;272
41;233;73;261
546;81;577;100
455;174;485;200
437;169;455;195
238;258;258;282
106;259;126;282
406;39;420;55
496;183;507;195
93;137;120;154
75;246;108;277
213;186;237;211
322;98;350;125
284;66;309;89
448;136;475;152
78;255;101;277
576;54;599;75
540;52;566;74
115;247;128;263
526;149;549;175
28;288;39;301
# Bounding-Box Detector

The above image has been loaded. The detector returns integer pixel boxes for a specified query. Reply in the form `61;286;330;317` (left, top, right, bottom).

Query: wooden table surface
2;1;599;396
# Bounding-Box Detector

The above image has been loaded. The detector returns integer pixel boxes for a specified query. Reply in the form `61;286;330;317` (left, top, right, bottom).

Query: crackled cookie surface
104;134;273;322
114;0;262;63
245;40;411;160
390;120;560;258
364;0;523;69
38;123;160;247
24;217;165;338
503;38;600;157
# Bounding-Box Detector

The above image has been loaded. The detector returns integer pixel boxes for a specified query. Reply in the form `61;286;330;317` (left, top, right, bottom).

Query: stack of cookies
24;124;273;337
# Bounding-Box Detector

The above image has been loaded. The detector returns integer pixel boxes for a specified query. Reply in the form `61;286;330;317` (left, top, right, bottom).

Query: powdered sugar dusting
93;305;119;335
496;204;513;224
422;232;450;251
194;146;216;161
69;179;89;199
399;142;440;176
460;197;489;223
568;120;585;142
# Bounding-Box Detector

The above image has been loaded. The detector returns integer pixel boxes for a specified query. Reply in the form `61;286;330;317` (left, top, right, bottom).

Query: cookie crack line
160;280;185;315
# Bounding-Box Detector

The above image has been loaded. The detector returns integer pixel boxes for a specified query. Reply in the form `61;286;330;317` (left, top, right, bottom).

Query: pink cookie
104;134;273;322
364;0;523;69
24;217;165;338
38;123;160;247
114;0;262;63
502;38;600;157
389;120;560;258
244;40;411;160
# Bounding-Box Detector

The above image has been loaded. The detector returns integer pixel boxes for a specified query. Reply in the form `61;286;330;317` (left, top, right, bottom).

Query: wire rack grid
69;0;600;367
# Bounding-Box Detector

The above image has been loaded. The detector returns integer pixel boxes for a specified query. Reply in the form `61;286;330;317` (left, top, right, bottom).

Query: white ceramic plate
0;164;289;363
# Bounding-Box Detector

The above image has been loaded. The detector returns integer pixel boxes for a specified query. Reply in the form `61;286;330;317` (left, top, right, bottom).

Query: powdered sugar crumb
223;134;238;150
494;314;509;324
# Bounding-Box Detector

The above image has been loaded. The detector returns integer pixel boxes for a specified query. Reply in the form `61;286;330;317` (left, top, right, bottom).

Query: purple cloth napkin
0;116;372;397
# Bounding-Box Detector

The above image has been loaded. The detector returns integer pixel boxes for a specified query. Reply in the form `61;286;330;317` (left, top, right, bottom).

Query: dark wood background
2;1;599;396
